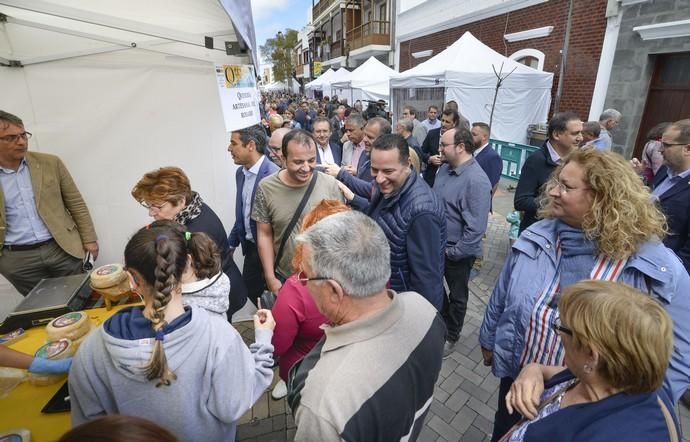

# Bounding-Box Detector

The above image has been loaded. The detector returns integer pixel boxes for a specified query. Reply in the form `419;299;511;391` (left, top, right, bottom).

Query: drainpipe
553;0;574;114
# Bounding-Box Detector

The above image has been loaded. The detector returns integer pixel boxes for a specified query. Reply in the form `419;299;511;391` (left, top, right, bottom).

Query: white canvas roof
0;0;258;269
305;68;335;90
0;0;257;67
263;79;299;94
391;32;553;143
331;56;396;103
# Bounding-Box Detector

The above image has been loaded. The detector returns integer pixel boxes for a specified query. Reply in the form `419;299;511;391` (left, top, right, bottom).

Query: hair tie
155;329;165;342
155;235;169;242
184;231;192;241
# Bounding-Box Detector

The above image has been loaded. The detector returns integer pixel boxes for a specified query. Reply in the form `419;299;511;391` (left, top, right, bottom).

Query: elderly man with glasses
0;110;98;295
287;211;446;441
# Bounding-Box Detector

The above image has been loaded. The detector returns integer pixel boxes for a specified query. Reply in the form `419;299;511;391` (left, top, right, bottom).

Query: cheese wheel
28;339;75;386
46;311;90;342
0;428;31;442
90;263;127;289
71;321;94;352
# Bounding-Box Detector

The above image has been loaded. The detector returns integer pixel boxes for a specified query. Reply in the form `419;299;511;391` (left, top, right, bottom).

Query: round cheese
71;321;94;352
28;339;75;387
90;263;127;289
46;311;90;342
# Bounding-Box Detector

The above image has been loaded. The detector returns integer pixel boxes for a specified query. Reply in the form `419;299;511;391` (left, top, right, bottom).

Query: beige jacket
0;151;97;258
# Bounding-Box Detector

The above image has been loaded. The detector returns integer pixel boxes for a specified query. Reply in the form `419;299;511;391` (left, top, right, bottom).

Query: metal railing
346;20;390;51
312;0;337;21
489;139;540;181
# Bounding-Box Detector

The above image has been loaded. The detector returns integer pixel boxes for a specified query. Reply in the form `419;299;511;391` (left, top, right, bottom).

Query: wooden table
0;304;134;441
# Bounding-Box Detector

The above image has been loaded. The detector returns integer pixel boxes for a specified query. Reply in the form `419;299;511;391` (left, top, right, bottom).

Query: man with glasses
0;110;98;295
514;112;582;234
435;128;491;357
312;118;342;166
267;127;289;168
287;211;445;441
652;119;690;273
228;124;280;306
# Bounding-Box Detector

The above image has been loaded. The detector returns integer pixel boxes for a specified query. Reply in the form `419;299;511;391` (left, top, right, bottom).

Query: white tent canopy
390;32;553;143
305;68;335;90
331;56;396;105
322;67;352;100
0;0;257;267
262;79;299;94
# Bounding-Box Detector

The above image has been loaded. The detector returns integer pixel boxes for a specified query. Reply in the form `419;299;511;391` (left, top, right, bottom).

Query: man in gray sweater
434;127;492;357
287;211;445;441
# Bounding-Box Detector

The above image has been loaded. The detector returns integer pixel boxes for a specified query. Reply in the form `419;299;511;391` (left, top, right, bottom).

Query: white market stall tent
331;56;396;106
322;67;352;99
390;32;553;144
0;0;258;267
304;68;335;98
262;79;300;94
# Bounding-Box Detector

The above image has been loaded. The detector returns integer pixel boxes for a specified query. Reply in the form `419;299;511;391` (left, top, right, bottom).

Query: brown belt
3;238;54;251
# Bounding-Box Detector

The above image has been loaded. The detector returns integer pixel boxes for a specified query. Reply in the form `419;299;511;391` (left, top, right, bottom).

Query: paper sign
215;64;261;131
313;61;322;77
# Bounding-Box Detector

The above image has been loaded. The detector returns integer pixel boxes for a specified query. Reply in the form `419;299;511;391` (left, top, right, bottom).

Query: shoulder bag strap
274;173;318;273
657;395;679;442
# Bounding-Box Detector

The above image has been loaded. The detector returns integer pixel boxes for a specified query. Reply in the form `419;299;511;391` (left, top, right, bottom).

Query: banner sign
313;61;322;77
215;64;261;131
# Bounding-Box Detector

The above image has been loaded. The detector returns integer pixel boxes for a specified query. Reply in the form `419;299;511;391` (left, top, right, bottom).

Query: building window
379;4;386;21
509;48;545;71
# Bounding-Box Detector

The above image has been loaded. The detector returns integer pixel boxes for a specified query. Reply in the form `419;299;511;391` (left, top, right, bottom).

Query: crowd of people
0;91;688;441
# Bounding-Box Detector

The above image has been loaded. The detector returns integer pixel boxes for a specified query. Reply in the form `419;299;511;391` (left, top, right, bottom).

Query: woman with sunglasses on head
501;280;678;441
479;148;690;441
68;220;275;441
131;166;247;317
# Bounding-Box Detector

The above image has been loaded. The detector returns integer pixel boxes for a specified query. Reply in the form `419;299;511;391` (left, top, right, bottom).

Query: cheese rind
46;311;90;342
90;263;127;289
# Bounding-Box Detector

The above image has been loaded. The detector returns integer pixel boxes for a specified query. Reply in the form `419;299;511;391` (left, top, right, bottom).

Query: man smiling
337;134;446;310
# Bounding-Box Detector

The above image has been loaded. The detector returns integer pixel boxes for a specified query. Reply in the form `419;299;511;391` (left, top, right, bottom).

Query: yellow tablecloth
0;304;134;441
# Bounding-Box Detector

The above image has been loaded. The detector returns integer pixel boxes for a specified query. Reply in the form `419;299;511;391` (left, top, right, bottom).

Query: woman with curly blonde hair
480;148;690;441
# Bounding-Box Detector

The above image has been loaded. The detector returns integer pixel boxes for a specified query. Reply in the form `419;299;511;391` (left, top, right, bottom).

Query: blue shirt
433;158;492;259
241;156;265;241
421;119;441;132
588;137;608;151
0;159;52;245
652;167;690;199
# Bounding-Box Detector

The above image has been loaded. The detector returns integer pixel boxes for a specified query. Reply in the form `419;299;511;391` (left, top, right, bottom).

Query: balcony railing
296;64;305;76
330;41;342;59
312;0;337;20
346;20;390;51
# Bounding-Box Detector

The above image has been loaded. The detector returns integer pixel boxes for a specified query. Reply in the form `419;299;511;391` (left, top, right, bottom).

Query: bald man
268;128;290;168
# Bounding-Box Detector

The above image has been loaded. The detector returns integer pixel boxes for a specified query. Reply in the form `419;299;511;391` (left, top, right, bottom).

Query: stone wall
605;0;690;158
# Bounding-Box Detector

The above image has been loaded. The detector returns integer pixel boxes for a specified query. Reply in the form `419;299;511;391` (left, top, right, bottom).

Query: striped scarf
519;230;627;368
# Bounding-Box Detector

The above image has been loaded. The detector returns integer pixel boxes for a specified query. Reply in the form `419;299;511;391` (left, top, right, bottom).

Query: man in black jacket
514;112;582;234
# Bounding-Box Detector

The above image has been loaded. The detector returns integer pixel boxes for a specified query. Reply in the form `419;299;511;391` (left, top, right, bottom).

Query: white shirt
241;155;265;241
318;144;335;165
545;141;563;164
473;143;489;157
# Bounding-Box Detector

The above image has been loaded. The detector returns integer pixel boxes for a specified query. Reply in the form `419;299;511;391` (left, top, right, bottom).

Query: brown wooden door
634;52;690;158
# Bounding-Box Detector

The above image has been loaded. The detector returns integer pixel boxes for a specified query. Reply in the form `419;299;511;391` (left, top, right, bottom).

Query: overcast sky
251;0;312;66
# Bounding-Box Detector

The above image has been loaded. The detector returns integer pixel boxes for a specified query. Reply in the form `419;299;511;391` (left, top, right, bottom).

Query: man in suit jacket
422;109;467;187
228;124;280;305
0;111;98;295
652;120;690;273
312;118;343;166
329;106;347;147
471;122;503;191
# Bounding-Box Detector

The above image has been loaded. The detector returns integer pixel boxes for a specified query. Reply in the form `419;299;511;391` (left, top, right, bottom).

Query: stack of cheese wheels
90;263;132;310
46;311;92;351
27;339;76;386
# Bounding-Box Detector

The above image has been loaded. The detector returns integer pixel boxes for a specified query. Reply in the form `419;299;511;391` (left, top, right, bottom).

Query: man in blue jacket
337;134;447;310
471;122;503;192
227;124;280;306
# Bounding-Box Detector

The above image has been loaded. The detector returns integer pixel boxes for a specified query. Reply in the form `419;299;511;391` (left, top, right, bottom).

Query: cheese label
95;264;121;276
35;339;69;359
52;312;84;328
0;434;23;442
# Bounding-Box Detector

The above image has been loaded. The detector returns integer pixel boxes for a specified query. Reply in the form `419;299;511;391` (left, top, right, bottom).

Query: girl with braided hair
68;220;276;441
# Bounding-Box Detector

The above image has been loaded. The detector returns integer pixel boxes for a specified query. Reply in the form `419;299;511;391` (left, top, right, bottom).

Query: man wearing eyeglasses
339;113;367;176
0;110;98;295
287;211;445;441
652;120;690;274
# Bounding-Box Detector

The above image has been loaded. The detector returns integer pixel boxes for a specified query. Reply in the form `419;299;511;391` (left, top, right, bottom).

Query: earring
583;363;593;374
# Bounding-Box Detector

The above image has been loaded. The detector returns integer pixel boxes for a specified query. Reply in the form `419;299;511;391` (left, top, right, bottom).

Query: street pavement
234;179;690;441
